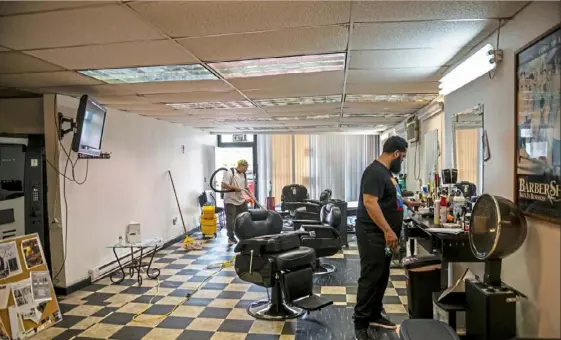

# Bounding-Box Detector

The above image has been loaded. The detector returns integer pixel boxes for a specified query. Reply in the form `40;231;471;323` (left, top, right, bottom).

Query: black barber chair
298;203;342;275
281;184;324;220
234;210;333;320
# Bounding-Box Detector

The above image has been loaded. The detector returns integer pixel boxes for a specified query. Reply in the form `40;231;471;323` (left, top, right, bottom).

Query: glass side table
107;238;163;286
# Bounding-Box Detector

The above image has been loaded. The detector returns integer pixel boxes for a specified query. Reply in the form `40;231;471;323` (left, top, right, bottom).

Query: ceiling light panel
209;53;346;79
345;94;436;103
79;64;217;84
167;101;255;110
343;113;406;118
255;95;342;107
275;114;337;121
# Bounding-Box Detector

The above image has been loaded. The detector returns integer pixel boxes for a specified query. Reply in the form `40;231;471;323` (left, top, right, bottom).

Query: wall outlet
172;217;178;225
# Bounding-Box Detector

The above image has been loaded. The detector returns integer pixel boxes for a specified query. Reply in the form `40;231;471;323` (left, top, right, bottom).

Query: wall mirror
452;104;484;194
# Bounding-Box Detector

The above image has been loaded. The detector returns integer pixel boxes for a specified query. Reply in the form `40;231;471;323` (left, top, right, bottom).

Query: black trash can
403;255;442;319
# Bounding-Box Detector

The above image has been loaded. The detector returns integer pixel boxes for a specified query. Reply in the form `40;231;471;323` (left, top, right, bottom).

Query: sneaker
228;238;238;245
369;315;397;329
355;327;377;340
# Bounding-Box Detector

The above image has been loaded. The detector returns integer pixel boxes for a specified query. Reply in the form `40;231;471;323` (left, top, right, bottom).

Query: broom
168;170;201;248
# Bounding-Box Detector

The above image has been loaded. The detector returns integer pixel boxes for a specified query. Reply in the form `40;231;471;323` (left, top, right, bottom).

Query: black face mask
390;157;402;174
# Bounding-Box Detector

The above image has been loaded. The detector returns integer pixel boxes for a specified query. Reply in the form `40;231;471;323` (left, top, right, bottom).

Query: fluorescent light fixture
275;114;335;121
209;53;346;79
439;44;500;95
79;64;217;84
255;95;342;107
291;125;335;130
215;117;272;122
345;94;436;103
343;113;404;118
167;101;255;110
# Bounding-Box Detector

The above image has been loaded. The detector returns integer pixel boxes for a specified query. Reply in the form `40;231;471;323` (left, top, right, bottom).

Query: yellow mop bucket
200;206;217;237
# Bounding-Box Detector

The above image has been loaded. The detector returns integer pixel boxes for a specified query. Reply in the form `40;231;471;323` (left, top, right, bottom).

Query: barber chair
298;203;342;275
281;185;323;221
233;210;333;320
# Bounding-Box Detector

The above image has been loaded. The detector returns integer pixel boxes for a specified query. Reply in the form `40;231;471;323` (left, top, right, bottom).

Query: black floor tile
91;306;119;317
176;330;214;340
183;298;212;306
218;319;253;333
121;286;152;295
198;307;232;319
133;295;163;304
144;304;176;315
101;312;135;325
54;315;85;328
53;331;85;340
111;326;152;340
157;316;194;329
216;291;245;300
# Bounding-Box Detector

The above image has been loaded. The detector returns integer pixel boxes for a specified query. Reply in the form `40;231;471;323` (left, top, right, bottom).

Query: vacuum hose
209;167;235;193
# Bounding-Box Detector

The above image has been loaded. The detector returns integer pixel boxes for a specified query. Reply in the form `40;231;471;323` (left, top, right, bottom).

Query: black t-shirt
356;160;404;233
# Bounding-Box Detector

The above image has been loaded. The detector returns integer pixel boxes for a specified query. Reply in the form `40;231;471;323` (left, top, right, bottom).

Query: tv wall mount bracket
58;112;76;140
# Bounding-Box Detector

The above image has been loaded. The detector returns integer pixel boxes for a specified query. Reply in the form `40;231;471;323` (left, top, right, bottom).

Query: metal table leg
110;247;126;284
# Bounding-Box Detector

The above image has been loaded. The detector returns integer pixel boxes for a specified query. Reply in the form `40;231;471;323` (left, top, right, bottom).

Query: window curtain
270;135;293;202
455;128;480;187
309;135;378;201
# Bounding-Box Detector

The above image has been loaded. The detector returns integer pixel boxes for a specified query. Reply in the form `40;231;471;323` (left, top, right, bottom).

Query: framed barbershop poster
515;24;561;223
0;234;62;339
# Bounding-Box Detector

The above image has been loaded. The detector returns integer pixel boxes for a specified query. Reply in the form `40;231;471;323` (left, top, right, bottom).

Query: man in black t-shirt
353;136;422;340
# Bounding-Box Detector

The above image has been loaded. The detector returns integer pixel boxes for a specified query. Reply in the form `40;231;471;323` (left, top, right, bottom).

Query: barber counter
404;214;482;290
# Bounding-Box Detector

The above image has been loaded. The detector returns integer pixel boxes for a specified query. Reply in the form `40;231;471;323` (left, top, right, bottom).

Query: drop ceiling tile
351;20;494;50
264;103;341;114
347;68;446;84
351;1;526;22
0;4;164;50
0;52;63;74
346;82;439;95
177;25;348;62
0;71;103;88
0;1;115;16
172;108;264;117
344;102;423;113
349;49;460;69
26;40;197;70
94;95;154;105
129;1;350;37
230;71;344;90
143;91;245;103
39;84;136;96
121;79;232;95
108;103;176;111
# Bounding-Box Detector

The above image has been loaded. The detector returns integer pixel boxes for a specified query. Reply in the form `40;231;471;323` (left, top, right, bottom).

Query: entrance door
215;135;258;205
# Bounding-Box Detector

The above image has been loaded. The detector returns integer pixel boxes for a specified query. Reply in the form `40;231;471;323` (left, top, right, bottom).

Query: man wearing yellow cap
221;159;249;244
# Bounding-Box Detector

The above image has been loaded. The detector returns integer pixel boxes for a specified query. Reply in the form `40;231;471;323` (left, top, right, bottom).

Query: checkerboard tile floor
45;231;408;340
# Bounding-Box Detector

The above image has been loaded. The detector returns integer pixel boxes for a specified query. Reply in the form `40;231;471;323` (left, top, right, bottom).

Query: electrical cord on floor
67;251;236;340
131;259;233;323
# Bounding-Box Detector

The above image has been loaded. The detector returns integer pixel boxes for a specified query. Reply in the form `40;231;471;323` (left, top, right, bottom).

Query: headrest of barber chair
234;209;283;240
319;189;333;203
320;203;342;228
281;184;308;202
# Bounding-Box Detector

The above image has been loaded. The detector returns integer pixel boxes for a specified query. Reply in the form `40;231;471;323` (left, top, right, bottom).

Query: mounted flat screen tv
71;95;107;157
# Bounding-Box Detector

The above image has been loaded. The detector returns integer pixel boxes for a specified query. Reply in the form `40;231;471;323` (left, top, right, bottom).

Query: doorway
215;135;258;205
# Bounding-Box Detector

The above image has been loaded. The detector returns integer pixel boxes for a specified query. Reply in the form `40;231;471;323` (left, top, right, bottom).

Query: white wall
443;2;560;338
405;112;444;192
55;95;215;287
0;97;43;134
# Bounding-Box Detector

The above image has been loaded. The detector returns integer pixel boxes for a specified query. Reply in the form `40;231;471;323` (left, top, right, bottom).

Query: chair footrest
292;294;332;311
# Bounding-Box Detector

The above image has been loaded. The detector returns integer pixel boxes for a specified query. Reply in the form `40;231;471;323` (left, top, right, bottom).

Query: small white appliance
125;222;141;244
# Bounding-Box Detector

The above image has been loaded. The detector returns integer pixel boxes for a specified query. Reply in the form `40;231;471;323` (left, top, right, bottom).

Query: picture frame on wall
515;24;561;224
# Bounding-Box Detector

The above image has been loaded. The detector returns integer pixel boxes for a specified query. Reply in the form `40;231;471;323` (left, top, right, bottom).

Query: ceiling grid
0;1;529;133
